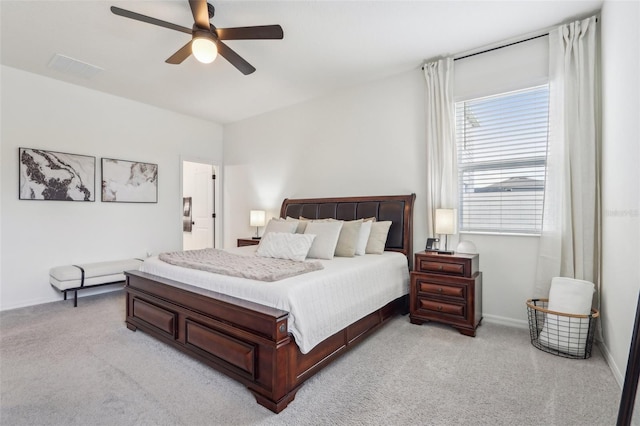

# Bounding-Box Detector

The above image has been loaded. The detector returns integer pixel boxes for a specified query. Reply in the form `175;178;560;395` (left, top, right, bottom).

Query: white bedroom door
182;160;215;250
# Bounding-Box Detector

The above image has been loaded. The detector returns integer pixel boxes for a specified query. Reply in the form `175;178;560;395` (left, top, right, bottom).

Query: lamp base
252;236;261;240
436;250;454;255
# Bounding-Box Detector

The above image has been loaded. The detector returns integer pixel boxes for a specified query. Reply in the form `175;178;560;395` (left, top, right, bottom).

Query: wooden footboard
125;270;404;413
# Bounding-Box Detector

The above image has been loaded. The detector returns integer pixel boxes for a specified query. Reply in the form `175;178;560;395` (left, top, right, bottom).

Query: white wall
223;70;427;247
600;0;640;389
223;45;545;328
0;65;223;310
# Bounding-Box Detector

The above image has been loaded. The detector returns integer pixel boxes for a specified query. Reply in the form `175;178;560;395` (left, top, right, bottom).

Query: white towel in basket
538;277;595;356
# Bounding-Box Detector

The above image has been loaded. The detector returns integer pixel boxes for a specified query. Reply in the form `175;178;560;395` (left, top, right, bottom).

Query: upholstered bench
49;258;143;307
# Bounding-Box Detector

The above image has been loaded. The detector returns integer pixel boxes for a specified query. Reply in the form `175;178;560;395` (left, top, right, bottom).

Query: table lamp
250;210;266;239
435;208;457;255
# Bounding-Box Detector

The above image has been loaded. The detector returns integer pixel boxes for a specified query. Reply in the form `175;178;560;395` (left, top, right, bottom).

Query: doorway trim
180;156;221;250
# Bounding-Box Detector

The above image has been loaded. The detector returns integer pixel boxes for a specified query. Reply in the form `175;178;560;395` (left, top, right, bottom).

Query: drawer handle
437;306;442;311
438;265;443;271
437;288;443;293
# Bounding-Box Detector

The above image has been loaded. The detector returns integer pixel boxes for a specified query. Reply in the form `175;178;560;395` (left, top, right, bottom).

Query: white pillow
263;218;298;235
365;221;392;254
256;232;316;261
355;220;373;255
304;221;344;260
334;219;363;257
286;216;308;233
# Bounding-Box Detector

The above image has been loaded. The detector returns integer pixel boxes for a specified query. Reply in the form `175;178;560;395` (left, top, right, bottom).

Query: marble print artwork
19;148;95;201
101;158;158;203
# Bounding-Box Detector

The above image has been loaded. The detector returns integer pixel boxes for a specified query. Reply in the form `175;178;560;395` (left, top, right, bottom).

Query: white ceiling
1;0;602;124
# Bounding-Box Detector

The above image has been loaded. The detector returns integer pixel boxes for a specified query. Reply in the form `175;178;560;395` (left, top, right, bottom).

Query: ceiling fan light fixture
110;2;283;73
192;34;217;64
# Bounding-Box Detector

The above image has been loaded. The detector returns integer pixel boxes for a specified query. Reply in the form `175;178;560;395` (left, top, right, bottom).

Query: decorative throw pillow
256;232;316;262
355;220;373;255
365;221;392;254
333;219;363;257
263;218;298;235
286;216;308;233
304;221;344;260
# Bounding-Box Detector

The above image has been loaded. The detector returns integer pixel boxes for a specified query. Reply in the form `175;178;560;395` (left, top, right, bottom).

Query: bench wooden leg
57;280;126;308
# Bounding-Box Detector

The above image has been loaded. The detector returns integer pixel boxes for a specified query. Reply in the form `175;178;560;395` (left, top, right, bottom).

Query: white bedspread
140;246;409;354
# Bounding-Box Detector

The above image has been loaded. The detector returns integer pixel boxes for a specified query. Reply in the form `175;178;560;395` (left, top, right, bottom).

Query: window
455;85;549;234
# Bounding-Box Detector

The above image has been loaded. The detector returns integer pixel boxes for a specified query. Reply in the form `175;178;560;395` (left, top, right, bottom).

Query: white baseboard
0;285;122;312
0;295;58;311
482;313;529;329
598;340;625;388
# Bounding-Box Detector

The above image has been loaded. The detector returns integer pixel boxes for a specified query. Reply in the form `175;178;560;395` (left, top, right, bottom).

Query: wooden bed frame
124;194;415;413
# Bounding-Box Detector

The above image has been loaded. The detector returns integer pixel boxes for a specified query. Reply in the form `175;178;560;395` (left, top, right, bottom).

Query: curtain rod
453;33;548;61
422;15;599;68
421;32;548;70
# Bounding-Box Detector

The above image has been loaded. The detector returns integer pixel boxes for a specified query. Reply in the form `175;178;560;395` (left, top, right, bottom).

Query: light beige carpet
0;291;623;425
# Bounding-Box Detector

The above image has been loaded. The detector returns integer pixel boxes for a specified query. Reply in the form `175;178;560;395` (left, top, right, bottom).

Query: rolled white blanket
538;277;595;356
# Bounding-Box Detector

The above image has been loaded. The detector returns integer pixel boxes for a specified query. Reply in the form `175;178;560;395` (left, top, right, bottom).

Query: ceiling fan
111;0;284;75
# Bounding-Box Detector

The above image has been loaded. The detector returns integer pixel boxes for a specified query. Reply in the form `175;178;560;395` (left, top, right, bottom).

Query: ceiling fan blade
216;41;256;75
217;25;284;40
189;0;210;29
111;6;191;35
166;41;193;64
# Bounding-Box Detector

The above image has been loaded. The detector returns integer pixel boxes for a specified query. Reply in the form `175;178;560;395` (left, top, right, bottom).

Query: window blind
456;85;549;234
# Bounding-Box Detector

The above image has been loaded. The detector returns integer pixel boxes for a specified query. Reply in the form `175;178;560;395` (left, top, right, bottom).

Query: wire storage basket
526;298;599;359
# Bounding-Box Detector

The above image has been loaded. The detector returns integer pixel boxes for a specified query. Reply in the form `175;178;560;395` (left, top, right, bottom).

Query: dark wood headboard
280;194;416;261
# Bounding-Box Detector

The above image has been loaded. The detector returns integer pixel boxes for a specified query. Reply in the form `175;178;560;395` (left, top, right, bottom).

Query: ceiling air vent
47;54;103;79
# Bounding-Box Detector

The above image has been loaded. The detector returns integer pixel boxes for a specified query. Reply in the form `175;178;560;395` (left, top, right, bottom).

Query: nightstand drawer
413;252;478;278
418;299;465;318
421;261;464;276
419;282;465;299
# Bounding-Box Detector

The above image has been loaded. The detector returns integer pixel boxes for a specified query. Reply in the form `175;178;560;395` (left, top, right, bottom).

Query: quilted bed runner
158;248;323;282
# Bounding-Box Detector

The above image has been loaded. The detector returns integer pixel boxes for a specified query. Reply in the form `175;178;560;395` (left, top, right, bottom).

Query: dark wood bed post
124;194;415;413
617;291;640;426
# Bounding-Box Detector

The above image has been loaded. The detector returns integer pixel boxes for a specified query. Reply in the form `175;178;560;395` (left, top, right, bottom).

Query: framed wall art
19;147;95;201
101;158;158;203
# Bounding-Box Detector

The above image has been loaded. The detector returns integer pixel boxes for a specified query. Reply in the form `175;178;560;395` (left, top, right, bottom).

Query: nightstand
237;238;260;247
410;251;482;336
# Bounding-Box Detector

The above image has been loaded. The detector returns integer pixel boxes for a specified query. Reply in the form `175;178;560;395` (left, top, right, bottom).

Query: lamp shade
249;210;266;227
435;208;457;235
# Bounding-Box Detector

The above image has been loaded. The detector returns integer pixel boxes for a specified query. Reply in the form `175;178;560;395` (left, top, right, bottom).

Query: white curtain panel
534;16;601;300
423;58;457;237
